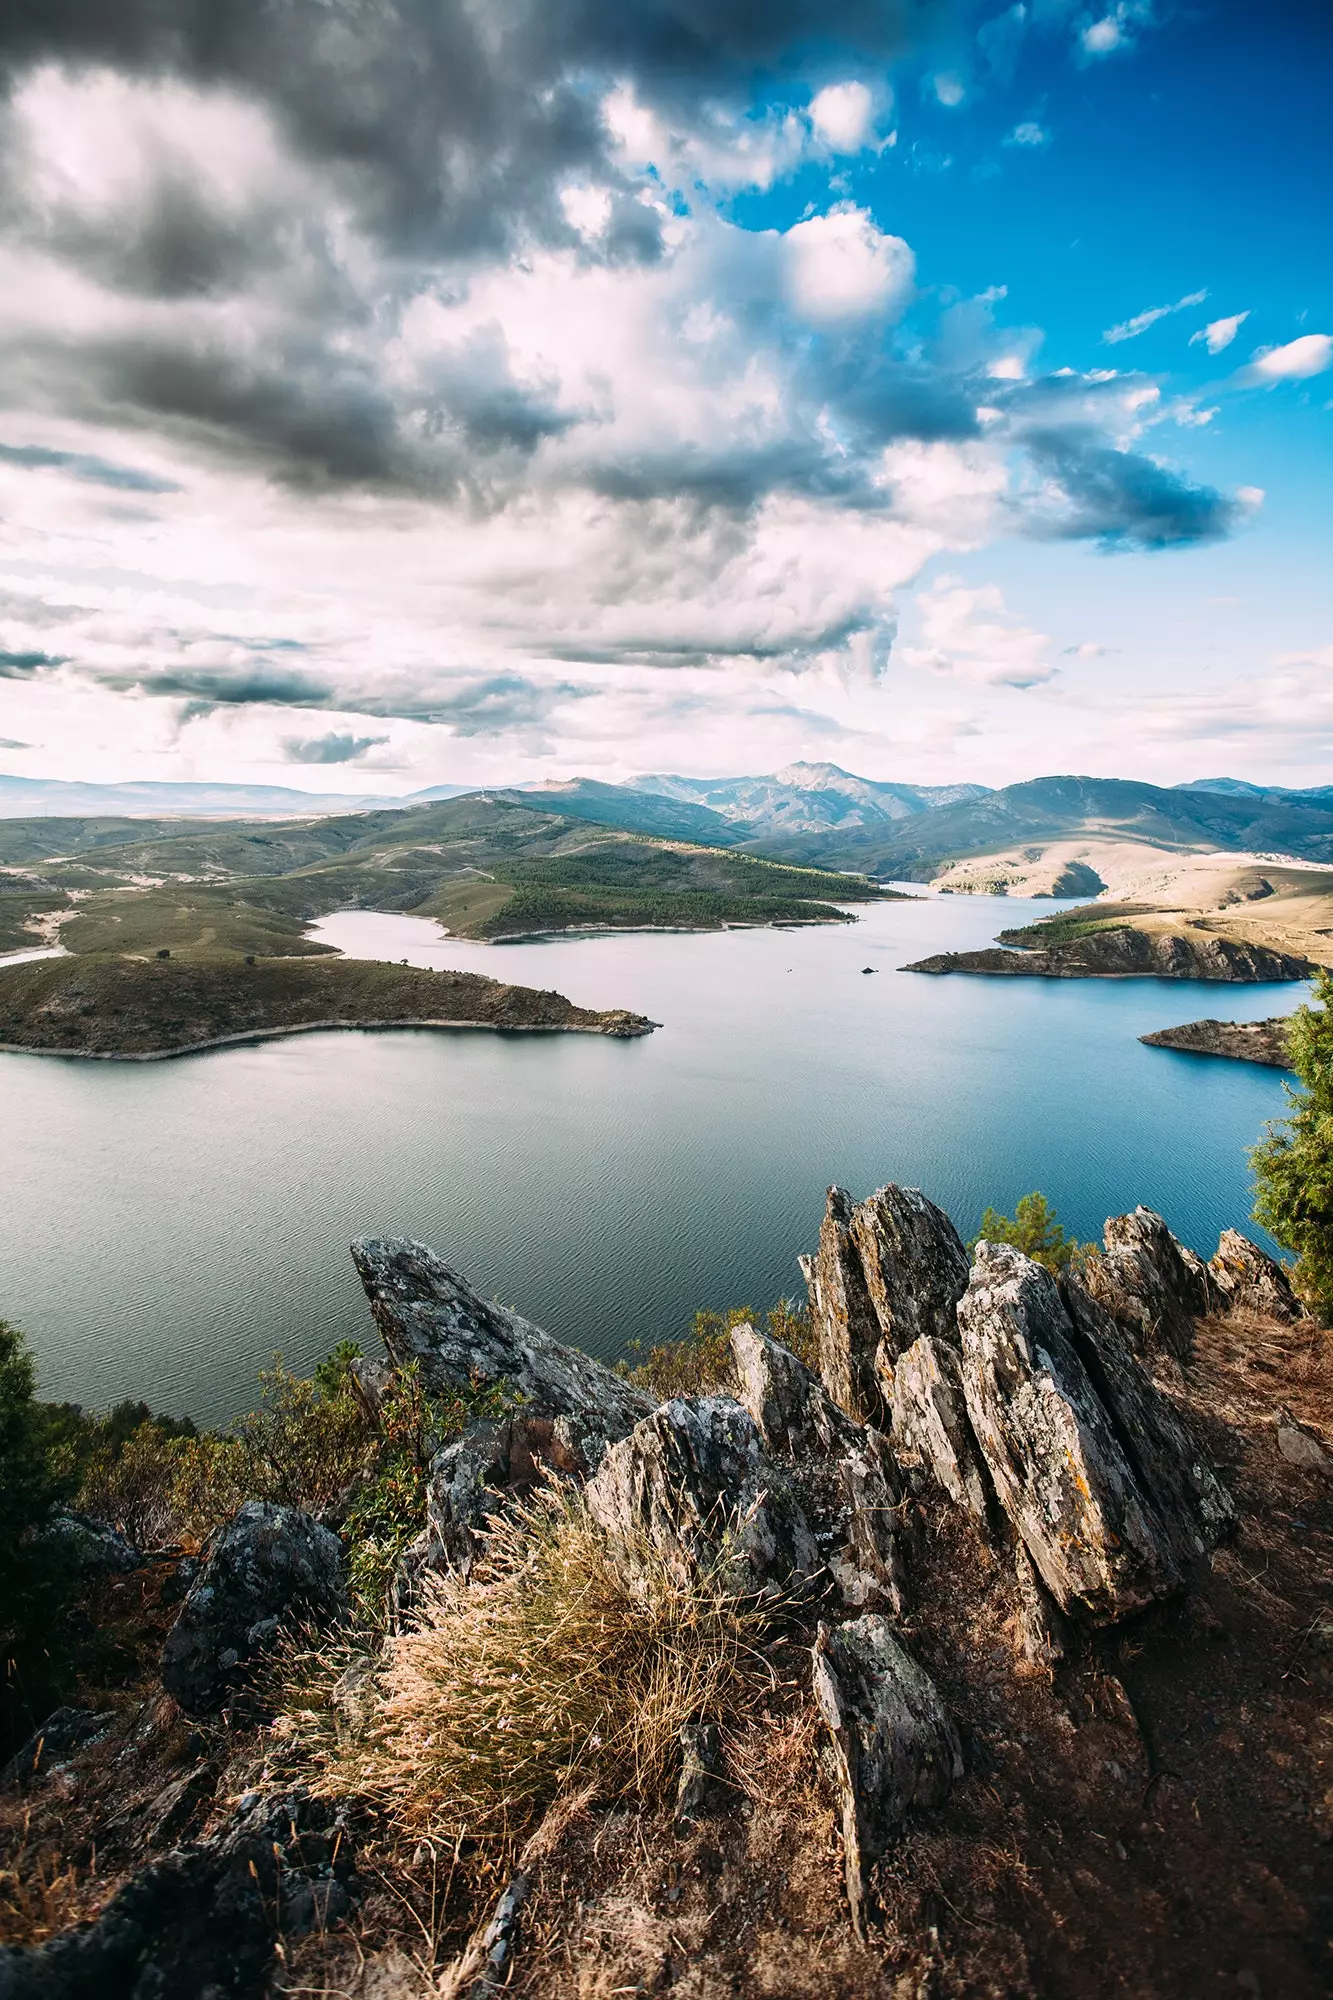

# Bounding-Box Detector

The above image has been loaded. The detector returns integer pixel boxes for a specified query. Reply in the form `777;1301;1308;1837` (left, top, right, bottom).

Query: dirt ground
4;1307;1331;2000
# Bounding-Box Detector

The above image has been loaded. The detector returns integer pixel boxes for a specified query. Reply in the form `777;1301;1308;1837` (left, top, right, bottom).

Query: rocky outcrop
584;1396;820;1598
799;1184;970;1424
958;1243;1189;1621
903;929;1314;981
351;1237;652;1458
1140;1016;1293;1068
1209;1229;1303;1322
1;1709;115;1790
730;1322;908;1615
36;1513;144;1575
889;1334;989;1518
160;1502;346;1717
1081;1206;1209;1359
812;1616;962;1939
0;1788;355;2000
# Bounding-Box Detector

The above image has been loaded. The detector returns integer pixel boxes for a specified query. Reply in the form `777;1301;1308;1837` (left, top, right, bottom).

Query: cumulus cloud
784;206;914;323
1104;290;1207;344
808;82;881;155
899;577;1054;687
1190;311;1249;355
283;732;388;763
1078;4;1152;62
1244;334;1333;383
1004;121;1050;147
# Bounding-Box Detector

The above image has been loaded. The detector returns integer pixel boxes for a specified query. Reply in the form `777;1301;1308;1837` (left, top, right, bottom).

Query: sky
0;0;1329;795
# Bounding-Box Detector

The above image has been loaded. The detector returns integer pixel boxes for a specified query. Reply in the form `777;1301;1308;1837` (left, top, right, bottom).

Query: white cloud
784;204;914;322
1004;122;1050;148
932;73;966;108
1081;15;1124;54
808;81;879;155
1078;4;1152;61
1246;333;1333;383
900;578;1055;688
1104;290;1207;344
1190;311;1249;355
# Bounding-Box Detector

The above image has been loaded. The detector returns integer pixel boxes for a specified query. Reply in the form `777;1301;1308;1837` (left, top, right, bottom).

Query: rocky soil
903;928;1314;981
0;953;654;1057
3;1192;1331;1999
1140;1016;1293;1067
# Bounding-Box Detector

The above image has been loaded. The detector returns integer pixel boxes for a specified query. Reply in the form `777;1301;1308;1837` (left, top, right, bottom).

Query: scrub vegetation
1252;967;1333;1322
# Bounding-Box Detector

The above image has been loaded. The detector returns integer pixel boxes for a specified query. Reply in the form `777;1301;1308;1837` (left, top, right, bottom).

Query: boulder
160;1502;346;1717
1209;1229;1303;1323
730;1322;908;1615
958;1243;1184;1622
351;1238;651;1461
811;1616;962;1940
799;1187;885;1424
37;1512;143;1575
584;1396;819;1598
1;1708;115;1790
1060;1274;1234;1564
1276;1411;1331;1476
1081;1207;1208;1359
0;1788;354;2000
890;1334;990;1519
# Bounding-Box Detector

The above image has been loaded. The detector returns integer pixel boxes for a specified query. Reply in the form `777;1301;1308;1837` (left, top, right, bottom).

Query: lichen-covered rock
1;1708;115;1790
958;1244;1184;1622
799;1187;885;1423
584;1396;819;1597
1011;1544;1069;1672
1276;1410;1332;1475
36;1512;144;1575
1060;1274;1235;1564
1081;1207;1208;1359
850;1184;970;1377
350;1237;651;1458
890;1334;990;1519
730;1322;907;1615
0;1788;354;2000
811;1616;962;1939
1209;1229;1303;1323
160;1502;346;1717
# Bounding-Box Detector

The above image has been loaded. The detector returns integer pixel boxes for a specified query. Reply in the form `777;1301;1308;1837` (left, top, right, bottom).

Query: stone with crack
1209;1229;1303;1323
811;1615;962;1940
1081;1206;1209;1360
799;1186;885;1424
890;1333;990;1519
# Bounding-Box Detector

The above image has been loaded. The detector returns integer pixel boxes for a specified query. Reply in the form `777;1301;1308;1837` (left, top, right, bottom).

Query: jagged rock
1060;1274;1235;1564
351;1237;651;1459
730;1322;908;1615
959;1243;1184;1622
799;1187;885;1423
1209;1229;1303;1323
397;1412;596;1605
1011;1544;1069;1672
890;1334;989;1519
160;1502;346;1718
1276;1411;1332;1475
1;1709;114;1789
139;1765;217;1850
0;1788;355;2000
674;1720;724;1830
811;1616;962;1940
584;1396;819;1597
36;1512;144;1575
850;1184;971;1378
1081;1206;1208;1359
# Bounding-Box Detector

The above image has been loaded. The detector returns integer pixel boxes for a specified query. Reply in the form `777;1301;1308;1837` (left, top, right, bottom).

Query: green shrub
622;1299;816;1400
0;1322;75;1754
1252;968;1333;1321
972;1192;1091;1274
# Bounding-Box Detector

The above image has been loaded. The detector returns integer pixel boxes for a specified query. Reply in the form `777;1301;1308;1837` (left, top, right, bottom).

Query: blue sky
0;0;1328;790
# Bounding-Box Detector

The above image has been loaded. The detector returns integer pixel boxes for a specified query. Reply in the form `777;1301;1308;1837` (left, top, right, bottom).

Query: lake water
0;894;1304;1425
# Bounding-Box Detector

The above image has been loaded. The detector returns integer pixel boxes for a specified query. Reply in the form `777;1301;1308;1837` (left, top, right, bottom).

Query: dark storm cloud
98;663;338;705
0;441;179;491
356;673;590;735
1020;428;1238;548
0;648;64;673
282;731;388;763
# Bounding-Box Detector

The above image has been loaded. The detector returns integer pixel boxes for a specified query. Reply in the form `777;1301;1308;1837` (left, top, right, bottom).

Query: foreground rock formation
1140;1015;1293;1066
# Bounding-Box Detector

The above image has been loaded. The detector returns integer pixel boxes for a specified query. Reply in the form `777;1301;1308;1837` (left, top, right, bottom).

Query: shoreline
0;1013;658;1063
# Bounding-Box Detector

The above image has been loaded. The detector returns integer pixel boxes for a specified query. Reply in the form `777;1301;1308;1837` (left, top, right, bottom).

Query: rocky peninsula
1140;1016;1294;1067
904;924;1314;982
3;1186;1329;1999
0;952;654;1059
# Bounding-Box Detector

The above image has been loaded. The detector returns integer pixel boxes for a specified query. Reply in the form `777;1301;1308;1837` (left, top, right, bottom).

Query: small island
1139;1016;1293;1068
903;907;1316;983
0;953;655;1059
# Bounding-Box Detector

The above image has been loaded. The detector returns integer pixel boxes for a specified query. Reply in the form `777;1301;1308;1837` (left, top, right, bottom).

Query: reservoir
0;893;1302;1425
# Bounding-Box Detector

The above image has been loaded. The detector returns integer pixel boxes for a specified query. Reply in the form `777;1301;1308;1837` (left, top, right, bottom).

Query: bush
623;1299;816;1400
972;1192;1090;1274
1252;968;1333;1322
0;1322;74;1754
279;1490;779;1848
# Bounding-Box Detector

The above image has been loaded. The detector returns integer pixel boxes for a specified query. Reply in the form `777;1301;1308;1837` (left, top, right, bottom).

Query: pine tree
1252;968;1333;1322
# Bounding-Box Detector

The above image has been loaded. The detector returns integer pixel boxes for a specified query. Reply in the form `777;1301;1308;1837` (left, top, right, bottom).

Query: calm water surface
0;894;1303;1423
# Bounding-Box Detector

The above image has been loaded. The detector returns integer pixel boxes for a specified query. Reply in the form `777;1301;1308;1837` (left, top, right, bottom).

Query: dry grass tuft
0;1814;108;1947
276;1489;782;1853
